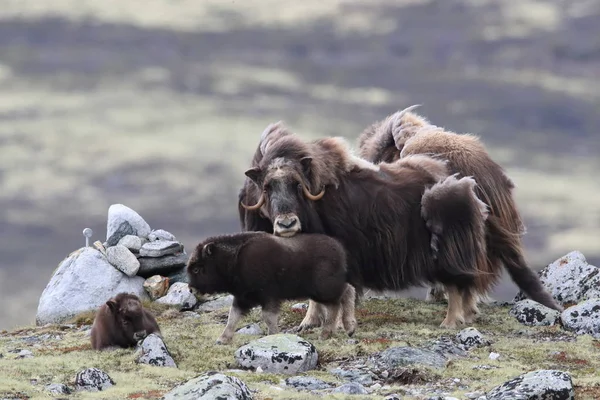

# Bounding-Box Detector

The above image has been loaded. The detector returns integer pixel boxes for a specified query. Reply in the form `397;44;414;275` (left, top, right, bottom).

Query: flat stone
284;376;334;391
143;275;170;300
236;323;264;336
162;371;252;399
235;333;318;375
329;368;375;386
75;367;115;392
426;336;468;358
197;295;234;312
106;245;140;277
148;229;176;242
136;333;176;368
156;282;197;309
117;235;143;253
106;204;152;246
137;253;189;278
332;382;369;395
371;346;447;370
560;299;600;338
510;300;561;327
485;369;574;400
36;248;148;325
140;240;183;258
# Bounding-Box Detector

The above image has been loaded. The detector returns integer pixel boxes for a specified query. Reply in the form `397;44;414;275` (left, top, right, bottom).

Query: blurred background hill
1;0;599;330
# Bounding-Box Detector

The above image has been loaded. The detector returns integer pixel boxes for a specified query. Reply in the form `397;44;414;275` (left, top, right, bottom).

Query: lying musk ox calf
90;292;161;351
186;231;357;344
357;105;563;318
237;122;491;329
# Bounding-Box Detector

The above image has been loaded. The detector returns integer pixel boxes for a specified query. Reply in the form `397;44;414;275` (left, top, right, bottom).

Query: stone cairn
92;203;191;303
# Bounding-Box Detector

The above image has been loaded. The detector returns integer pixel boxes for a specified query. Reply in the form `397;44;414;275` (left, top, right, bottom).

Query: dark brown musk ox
90;292;161;351
357;105;563;316
237;122;492;329
186;231;357;344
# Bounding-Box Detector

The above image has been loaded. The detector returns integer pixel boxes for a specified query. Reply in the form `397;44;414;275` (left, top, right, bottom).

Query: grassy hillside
1;0;599;330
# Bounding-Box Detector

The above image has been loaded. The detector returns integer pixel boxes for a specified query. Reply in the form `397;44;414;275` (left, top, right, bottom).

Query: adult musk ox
90;292;161;351
238;122;491;328
357;105;562;315
186;231;357;344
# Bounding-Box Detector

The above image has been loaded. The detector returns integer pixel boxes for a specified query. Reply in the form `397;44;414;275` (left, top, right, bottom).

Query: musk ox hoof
216;336;233;345
439;317;465;329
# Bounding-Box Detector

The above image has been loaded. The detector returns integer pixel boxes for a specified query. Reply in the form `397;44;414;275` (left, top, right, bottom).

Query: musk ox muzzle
273;213;301;237
133;330;147;341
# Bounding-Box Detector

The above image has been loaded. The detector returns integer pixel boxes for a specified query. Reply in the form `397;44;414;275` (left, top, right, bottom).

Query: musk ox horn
302;183;325;201
240;191;266;210
394;104;422;120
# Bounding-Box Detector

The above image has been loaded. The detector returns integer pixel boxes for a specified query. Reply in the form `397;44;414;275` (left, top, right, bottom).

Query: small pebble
489;352;500;360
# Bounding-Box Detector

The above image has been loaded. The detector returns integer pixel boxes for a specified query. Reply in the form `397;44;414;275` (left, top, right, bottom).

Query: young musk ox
186;231;357;344
357;105;563;317
90;292;161;351
238;123;491;329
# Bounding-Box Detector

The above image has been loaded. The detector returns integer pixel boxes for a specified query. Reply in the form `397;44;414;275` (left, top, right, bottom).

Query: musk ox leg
462;289;480;324
340;284;357;336
261;302;282;335
320;303;341;340
297;300;325;332
440;286;466;329
425;284;448;303
217;303;245;345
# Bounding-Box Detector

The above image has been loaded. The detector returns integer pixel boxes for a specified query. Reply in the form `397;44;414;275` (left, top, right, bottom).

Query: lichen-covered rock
137;253;188;278
136;333;176;367
284;376;334;391
510;300;561;327
45;383;71;395
370;346;447;370
332;382;369;395
427;336;468;358
139;240;183;257
485;369;574;400
117;235;143;253
197;295;234;312
456;327;489;350
156;282;197;309
162;371;252;399
235;333;318;375
75;367;115;392
148;229;176;242
106;204;152;246
106;244;140;277
36;248;148;325
329;368;375;386
514;251;599;306
143;275;170;300
560;299;600;338
236;323;264;336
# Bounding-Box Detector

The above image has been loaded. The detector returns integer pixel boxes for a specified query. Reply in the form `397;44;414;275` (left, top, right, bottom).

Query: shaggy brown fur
357;106;562;315
238;123;490;328
90;293;161;351
186;231;357;344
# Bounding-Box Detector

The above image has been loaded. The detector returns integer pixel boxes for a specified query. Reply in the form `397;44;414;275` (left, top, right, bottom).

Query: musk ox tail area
421;174;489;284
486;215;563;312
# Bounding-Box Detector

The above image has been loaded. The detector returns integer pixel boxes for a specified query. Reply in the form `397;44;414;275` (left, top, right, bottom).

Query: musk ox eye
193;267;200;274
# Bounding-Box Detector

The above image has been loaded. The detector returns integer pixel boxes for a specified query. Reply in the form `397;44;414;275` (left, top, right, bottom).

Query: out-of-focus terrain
1;0;599;330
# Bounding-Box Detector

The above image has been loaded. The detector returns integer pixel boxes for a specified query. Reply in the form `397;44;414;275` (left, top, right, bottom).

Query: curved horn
302;183;325;201
240;191;266;211
394;104;422;120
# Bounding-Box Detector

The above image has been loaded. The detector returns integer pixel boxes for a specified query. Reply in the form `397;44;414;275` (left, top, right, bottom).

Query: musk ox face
106;295;149;342
241;157;325;237
187;242;226;294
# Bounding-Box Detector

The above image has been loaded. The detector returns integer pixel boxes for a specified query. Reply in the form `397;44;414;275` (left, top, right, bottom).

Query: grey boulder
139;240;183;258
197;295;234;312
75;367;115;392
332;382;369;395
456;327;489;350
560;299;600;338
156;282;197;309
162;371;252;399
117;235;143;253
36;248;148;325
485;369;574;400
136;333;176;367
510;300;561;327
236;323;264;336
137;253;188;278
106;204;152;246
148;229;176;242
235;333;318;374
370;346;448;370
106;245;140;277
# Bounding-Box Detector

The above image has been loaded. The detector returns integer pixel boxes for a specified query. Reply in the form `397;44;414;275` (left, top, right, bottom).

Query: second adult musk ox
186;231;357;344
357;106;562;316
238;123;490;328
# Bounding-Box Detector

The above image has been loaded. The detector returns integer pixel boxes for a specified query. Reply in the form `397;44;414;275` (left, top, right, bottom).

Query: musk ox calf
357;105;562;318
186;231;357;344
90;292;161;351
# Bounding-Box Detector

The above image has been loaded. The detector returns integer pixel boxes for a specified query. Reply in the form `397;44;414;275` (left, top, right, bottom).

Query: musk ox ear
202;243;214;258
106;300;118;313
300;157;312;176
245;167;261;185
